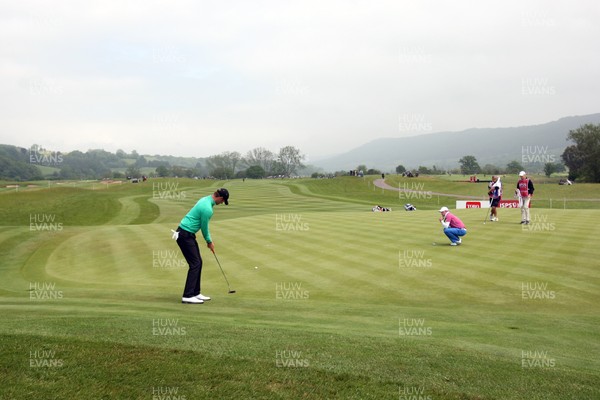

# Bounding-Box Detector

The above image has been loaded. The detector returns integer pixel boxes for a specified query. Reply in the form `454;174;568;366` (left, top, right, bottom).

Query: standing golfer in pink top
438;206;467;246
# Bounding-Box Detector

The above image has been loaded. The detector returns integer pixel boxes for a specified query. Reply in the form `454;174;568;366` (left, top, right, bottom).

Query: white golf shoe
450;242;458;246
457;238;462;244
195;294;211;301
182;297;204;304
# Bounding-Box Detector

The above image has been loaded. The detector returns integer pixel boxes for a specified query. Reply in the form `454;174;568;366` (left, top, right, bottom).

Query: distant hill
313;114;600;172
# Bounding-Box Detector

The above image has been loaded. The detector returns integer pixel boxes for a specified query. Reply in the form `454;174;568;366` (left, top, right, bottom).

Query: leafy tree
366;168;381;175
135;156;148;167
226;151;242;174
561;124;600;182
543;163;557;177
277;146;305;177
0;145;44;180
155;165;169;177
459;155;480;175
396;165;406;174
418;165;431;175
246;165;266;179
125;166;141;178
506;160;524;174
481;164;501;175
211;167;233;180
206;151;242;176
245;147;275;174
356;164;367;173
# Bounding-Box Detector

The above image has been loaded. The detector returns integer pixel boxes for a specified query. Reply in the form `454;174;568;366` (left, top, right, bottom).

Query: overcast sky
1;0;599;160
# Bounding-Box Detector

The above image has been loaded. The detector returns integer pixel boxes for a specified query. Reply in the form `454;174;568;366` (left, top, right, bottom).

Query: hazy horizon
1;1;599;160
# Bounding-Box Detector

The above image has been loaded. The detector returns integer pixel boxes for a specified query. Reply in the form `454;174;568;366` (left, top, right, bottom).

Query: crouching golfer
174;188;229;304
438;206;467;246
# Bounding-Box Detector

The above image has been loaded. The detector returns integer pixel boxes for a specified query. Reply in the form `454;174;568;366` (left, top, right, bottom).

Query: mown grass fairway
1;177;599;399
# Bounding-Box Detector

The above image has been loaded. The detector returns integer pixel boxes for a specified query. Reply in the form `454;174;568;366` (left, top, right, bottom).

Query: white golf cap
519;171;527;176
439;206;449;212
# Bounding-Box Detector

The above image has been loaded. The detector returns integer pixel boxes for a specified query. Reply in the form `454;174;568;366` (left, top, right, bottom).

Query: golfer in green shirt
175;188;229;304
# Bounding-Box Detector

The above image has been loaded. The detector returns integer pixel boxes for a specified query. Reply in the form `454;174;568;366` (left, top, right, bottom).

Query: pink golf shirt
444;212;466;229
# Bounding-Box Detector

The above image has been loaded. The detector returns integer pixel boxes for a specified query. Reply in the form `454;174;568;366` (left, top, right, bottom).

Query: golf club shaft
213;252;232;290
483;198;492;222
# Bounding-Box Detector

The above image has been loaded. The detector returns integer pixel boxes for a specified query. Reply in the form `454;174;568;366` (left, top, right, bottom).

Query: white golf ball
255;266;258;269
432;242;436;246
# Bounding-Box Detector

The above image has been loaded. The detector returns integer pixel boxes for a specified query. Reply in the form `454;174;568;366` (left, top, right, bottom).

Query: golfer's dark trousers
176;227;202;298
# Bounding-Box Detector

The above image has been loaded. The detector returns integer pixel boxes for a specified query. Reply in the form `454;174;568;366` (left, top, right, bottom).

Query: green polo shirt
179;195;215;243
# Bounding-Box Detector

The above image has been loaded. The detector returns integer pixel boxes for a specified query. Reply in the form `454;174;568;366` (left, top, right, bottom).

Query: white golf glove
171;229;179;240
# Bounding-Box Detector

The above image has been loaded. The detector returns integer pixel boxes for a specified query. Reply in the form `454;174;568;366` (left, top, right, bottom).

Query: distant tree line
0;144;306;181
204;146;305;179
561;124;600;182
3;124;598;182
0;145;44;181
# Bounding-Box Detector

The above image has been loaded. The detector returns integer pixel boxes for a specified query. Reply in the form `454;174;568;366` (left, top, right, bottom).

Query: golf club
213;252;236;294
483;198;492;224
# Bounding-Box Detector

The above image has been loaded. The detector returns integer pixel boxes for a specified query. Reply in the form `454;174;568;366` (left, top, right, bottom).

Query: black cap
217;188;229;205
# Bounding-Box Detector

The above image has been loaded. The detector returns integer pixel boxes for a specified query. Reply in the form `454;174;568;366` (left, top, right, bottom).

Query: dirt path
373;179;484;199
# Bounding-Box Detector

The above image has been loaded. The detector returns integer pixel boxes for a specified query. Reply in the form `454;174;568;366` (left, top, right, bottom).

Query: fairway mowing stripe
47;227;123;285
106;195;142;225
0;228;67;292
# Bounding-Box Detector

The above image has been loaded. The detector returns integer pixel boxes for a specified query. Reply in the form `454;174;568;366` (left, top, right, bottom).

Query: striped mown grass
0;177;598;399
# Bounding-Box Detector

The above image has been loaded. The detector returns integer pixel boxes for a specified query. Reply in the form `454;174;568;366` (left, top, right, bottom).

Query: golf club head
228;290;236;294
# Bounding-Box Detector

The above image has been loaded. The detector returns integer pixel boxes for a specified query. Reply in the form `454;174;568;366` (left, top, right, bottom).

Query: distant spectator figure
487;175;502;222
404;204;417;211
438;206;467;246
381;173;385;179
516;171;535;225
